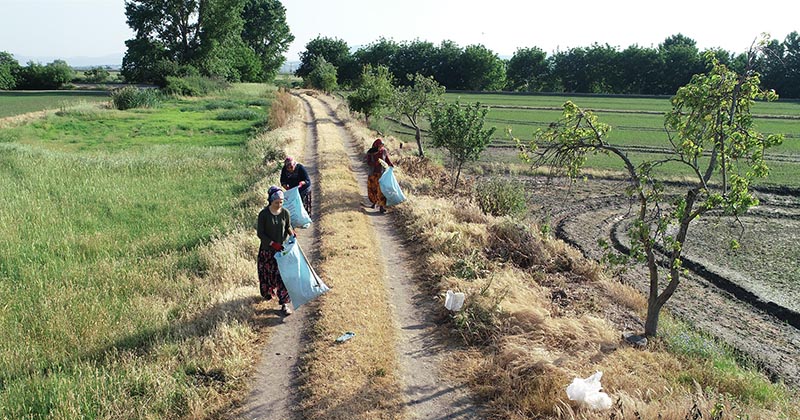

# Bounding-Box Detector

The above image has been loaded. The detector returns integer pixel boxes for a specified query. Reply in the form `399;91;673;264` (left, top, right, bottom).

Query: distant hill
12;53;123;69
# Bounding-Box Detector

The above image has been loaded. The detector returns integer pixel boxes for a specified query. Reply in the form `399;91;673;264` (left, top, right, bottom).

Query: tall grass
0;85;285;418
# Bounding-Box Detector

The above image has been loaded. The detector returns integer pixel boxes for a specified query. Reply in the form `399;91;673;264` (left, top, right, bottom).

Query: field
0;84;277;417
380;92;800;385
0;91;111;118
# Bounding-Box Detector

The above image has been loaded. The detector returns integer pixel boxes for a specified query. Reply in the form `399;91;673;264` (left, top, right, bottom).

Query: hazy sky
1;0;797;62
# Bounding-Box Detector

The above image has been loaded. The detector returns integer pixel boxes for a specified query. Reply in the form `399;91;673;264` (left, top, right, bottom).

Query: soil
524;176;800;386
232;95;483;419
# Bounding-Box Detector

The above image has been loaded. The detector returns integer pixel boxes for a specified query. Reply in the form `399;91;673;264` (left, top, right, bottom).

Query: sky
1;0;798;65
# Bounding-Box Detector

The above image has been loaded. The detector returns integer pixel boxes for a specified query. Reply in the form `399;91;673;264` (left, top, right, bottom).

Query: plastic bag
444;290;465;311
283;186;312;228
566;371;612;410
378;167;406;207
274;237;329;310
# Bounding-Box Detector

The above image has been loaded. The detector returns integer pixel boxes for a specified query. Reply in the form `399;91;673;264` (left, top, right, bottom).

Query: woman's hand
269;241;284;251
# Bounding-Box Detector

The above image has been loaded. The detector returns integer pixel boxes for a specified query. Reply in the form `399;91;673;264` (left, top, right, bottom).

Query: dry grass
268;88;300;130
306;92;800;420
297;94;404;420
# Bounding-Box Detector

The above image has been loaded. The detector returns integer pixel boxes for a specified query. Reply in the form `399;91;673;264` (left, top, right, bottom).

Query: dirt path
233;94;482;419
316;96;482;419
235;98;319;420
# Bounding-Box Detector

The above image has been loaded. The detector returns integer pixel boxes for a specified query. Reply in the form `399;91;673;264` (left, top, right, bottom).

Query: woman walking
280;156;312;213
365;138;393;213
257;186;296;315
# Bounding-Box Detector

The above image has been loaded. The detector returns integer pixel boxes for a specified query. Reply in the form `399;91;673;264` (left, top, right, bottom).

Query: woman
365;138;393;213
257;186;296;315
280;156;312;213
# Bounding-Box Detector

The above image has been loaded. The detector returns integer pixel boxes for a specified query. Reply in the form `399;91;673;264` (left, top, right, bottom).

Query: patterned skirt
367;173;386;207
257;248;291;304
301;189;312;214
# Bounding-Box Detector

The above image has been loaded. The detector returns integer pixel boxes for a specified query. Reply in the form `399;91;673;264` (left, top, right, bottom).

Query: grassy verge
327;94;800;419
0;84;300;418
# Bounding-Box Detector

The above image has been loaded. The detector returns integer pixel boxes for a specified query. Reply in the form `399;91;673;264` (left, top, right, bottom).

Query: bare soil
523;176;800;386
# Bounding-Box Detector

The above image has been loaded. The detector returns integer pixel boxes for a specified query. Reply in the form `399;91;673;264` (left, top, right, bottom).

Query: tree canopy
122;0;292;84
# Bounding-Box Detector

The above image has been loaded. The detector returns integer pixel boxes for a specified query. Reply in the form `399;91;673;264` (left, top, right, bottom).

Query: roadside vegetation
0;83;304;418
319;93;800;419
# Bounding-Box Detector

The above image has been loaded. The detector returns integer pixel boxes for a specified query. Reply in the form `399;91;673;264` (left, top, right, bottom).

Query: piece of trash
566;371;612;410
444;290;465;311
335;331;356;343
300;223;311;229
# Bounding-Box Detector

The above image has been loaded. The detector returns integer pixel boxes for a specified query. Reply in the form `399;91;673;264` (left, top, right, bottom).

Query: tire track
235;94;320;420
312;95;483;419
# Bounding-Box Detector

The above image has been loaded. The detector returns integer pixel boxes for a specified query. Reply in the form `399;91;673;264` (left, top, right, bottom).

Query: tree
457;44;506;91
0;51;20;90
240;0;294;81
518;47;783;337
506;47;549;92
392;73;445;157
122;0;291;83
429;101;496;188
305;56;337;93
347;64;394;124
84;67;110;83
16;60;73;90
295;36;350;80
658;33;704;94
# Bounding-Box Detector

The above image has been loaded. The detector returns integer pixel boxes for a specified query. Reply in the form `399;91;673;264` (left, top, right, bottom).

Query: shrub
163;76;229;97
111;86;161;110
15;60;73;89
216;109;261;121
83;67;110;83
475;177;528;217
267;89;299;129
204;100;238;110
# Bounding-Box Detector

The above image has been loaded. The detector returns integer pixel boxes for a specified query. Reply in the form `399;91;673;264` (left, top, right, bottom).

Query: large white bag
566;371;612;410
378;167;406;207
283;186;312;228
274;237;329;310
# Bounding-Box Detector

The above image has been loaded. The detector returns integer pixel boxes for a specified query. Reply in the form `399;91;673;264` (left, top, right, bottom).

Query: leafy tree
240;0;294;81
295;36;350;81
122;0;291;83
0;51;20;90
618;45;662;94
431;40;463;89
658;33;704;94
347;64;394;124
393;40;437;84
392;73;445;157
305;56;337;93
83;67;110;83
16;60;73;89
506;47;549;92
430;101;496;188
457;44;506;91
518;47;783;337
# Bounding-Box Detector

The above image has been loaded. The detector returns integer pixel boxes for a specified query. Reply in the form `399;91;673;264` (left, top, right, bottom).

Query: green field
0;91;112;118
382;92;800;188
0;84;277;418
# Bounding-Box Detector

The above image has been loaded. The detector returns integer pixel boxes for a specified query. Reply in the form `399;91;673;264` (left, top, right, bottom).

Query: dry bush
488;218;553;269
267;88;300;129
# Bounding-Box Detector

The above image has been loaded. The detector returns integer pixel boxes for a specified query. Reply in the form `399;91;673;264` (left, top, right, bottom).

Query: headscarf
267;186;284;204
367;138;383;154
284;156;296;169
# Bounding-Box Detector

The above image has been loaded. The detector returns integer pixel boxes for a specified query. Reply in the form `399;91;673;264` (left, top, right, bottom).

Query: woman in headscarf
365;138;393;213
280;156;312;213
257;186;296;315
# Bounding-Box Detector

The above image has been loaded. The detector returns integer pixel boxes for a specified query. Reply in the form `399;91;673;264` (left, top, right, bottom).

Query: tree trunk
414;125;424;157
644;296;663;336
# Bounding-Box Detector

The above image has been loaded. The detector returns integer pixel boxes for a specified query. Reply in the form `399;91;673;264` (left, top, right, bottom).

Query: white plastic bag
283;186;312;228
566;371;612;410
274;237;329;310
378;167;407;207
444;290;465;311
